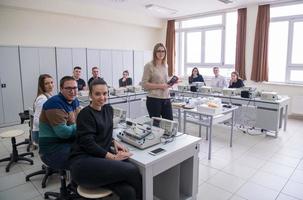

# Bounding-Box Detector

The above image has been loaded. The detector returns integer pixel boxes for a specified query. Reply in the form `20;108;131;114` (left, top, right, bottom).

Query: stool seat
77;186;112;199
0;129;24;138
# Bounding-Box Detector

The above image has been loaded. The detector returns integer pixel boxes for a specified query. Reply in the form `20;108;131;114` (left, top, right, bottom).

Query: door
0;46;23;125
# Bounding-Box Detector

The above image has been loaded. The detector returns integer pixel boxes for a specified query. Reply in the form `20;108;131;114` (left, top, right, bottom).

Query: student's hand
113;140;128;152
159;83;170;90
106;151;132;161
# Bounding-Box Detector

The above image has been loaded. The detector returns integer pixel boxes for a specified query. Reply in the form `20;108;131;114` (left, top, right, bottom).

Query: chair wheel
30;161;33;165
26;177;30;181
44;194;49;199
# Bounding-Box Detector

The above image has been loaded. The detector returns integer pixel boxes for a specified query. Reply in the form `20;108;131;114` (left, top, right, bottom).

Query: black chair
26;164;59;188
44;169;79;200
18;110;34;152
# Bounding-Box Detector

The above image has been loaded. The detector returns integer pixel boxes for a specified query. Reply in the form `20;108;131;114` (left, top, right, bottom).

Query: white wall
244;5;303;115
0;6;166;50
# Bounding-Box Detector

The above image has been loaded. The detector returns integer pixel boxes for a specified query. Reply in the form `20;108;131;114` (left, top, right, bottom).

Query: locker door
72;48;87;82
56;48;73;89
112;50;123;88
19;47;40;110
38;47;57;93
0;46;23;124
100;50;112;86
133;50;144;85
0;77;4;124
122;50;134;83
86;49;100;81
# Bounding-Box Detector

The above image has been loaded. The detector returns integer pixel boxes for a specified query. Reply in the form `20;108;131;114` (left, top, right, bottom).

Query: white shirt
210;75;228;88
33;94;51;131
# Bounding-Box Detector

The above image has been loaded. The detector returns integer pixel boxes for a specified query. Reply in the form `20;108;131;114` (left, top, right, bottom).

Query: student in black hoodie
69;79;142;200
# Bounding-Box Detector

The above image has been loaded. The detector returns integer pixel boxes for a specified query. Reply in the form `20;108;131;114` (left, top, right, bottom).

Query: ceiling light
218;0;234;4
145;4;177;15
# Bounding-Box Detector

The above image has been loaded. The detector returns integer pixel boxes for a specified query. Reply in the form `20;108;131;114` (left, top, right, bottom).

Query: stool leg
0;157;11;163
18;157;33;165
19;152;34;157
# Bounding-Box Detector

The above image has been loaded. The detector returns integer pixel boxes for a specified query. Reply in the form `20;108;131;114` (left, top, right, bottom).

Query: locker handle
1;83;6;88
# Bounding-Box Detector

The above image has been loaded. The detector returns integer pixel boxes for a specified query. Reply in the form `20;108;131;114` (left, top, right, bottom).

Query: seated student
229;71;244;88
39;76;80;170
188;67;205;84
210;66;228;88
73;66;86;91
69;79;142;200
119;70;132;87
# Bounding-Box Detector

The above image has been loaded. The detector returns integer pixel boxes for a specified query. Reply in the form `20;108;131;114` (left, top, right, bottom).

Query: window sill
263;82;303;87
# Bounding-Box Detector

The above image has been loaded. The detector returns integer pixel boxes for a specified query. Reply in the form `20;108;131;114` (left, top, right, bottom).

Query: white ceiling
0;0;287;19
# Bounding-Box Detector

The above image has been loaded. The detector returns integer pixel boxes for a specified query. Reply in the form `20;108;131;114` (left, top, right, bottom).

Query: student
88;66;103;86
119;70;132;87
32;74;54;148
141;43;173;120
39;76;80;170
188;67;205;84
229;71;244;88
69;79;142;200
73;66;86;91
210;66;228;88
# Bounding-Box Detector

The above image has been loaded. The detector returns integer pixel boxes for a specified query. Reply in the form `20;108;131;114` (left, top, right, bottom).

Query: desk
181;106;237;160
78;91;148;119
114;130;201;200
171;89;290;137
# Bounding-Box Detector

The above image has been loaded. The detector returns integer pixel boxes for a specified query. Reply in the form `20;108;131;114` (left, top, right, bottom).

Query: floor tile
234;154;266;169
282;180;303;199
222;163;257;180
236;181;279;200
250;171;288;191
0;171;27;192
261;161;295;178
290;169;303;184
0;183;40;200
197;182;233;200
276;193;301;200
198;164;219;183
269;154;301;168
229;195;247;200
207;171;246;193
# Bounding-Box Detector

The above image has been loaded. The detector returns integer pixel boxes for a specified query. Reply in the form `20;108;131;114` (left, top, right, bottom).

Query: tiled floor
0;118;302;200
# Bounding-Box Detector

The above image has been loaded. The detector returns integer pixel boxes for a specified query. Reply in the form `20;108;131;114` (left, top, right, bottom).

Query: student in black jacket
188;67;205;84
119;70;132;87
69;79;142;200
229;71;244;88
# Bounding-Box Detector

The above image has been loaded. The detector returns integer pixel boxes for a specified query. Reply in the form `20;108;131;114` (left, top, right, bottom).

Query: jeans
146;96;173;120
40;144;71;170
31;131;39;144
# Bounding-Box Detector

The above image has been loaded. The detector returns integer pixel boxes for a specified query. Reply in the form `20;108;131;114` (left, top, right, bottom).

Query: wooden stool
77;186;112;199
0;129;34;172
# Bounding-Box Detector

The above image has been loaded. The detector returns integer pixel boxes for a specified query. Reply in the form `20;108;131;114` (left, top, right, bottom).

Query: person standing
119;70;132;87
88;66;103;86
69;79;142;200
32;74;54;148
72;66;86;91
39;76;80;170
141;43;173;120
210;66;228;88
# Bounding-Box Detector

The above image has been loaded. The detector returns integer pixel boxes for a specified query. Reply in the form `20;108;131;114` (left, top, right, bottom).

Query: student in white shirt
32;74;54;147
210;67;228;88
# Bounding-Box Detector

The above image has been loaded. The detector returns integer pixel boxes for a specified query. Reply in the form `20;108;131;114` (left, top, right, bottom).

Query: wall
0;6;166;50
244;4;303;115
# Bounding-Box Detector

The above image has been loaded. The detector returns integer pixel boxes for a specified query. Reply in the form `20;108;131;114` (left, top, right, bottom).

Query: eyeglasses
63;87;78;92
156;50;166;53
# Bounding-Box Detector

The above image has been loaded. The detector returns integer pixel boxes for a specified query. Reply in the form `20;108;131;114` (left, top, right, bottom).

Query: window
268;3;303;84
176;12;237;78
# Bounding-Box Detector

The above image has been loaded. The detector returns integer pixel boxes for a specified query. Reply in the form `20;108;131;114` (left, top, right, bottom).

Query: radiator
291;96;303;115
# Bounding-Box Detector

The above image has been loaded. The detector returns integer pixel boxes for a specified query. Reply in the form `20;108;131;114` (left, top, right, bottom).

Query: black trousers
146;96;173;120
70;157;142;200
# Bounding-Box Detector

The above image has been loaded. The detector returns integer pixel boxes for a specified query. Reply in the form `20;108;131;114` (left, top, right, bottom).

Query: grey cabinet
133;50;152;85
19;47;57;110
87;49;113;87
112;50;134;88
56;48;87;89
0;46;23;126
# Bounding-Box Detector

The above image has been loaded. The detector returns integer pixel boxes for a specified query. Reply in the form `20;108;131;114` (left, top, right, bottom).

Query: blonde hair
152;43;167;66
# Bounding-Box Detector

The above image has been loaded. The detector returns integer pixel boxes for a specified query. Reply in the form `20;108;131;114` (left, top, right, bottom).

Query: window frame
175;11;236;78
270;3;303;84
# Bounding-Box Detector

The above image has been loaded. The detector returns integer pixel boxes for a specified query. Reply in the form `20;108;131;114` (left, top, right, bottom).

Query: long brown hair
231;71;242;80
152;43;167;66
36;74;53;98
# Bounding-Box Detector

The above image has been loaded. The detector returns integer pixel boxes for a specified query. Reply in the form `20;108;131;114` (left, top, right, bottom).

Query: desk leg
142;167;153;200
199;115;202;137
230;111;234;147
283;105;288;132
183;111;187;134
178;109;181;131
206;127;208;141
208;116;213;160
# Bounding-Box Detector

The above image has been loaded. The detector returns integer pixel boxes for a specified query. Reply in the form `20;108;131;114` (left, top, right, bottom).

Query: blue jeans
31;131;39;144
40;144;71;170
